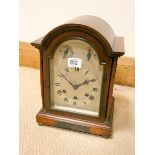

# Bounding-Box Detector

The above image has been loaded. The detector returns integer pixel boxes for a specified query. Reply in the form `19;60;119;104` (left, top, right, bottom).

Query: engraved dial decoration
49;39;105;116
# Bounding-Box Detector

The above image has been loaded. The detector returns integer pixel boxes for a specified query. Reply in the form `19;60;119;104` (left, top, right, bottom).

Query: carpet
19;66;135;155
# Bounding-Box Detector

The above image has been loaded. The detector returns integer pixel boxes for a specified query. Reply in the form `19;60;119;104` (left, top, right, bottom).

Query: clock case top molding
31;15;124;138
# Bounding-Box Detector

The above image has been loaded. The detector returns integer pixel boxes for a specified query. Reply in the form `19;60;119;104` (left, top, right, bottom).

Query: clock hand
76;80;88;88
63;48;69;59
75;79;97;89
87;47;91;61
60;72;77;89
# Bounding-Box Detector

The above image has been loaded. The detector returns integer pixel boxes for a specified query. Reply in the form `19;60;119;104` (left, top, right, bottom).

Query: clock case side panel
30;49;45;110
105;58;118;122
40;51;46;109
41;30;112;124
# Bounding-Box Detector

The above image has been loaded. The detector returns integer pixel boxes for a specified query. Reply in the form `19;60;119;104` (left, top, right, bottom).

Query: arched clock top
66;15;116;48
31;16;124;58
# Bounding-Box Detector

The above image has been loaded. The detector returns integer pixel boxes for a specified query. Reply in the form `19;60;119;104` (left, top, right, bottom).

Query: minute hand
60;73;76;89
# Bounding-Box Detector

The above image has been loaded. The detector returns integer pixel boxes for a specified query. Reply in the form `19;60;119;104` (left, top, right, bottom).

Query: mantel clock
31;15;124;138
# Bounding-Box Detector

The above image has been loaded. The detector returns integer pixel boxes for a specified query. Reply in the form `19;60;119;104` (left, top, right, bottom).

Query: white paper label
68;58;81;68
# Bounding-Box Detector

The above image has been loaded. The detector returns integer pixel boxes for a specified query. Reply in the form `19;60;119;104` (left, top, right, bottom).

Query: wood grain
36;108;113;138
19;41;134;87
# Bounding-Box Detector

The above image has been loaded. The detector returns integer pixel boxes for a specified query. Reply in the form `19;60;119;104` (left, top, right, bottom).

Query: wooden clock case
31;15;124;138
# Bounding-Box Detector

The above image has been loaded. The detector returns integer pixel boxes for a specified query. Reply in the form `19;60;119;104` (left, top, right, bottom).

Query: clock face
49;39;106;116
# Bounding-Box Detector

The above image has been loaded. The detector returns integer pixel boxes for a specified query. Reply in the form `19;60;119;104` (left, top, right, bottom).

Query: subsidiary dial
59;45;73;59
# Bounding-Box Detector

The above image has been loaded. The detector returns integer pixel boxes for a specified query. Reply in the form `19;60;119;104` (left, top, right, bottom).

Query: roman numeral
73;96;77;100
65;67;69;72
93;88;98;92
89;95;95;101
64;97;68;102
57;90;62;96
73;101;77;105
85;70;89;75
85;93;89;97
75;67;79;71
57;74;62;77
62;90;66;93
83;101;87;104
90;79;96;82
55;83;60;86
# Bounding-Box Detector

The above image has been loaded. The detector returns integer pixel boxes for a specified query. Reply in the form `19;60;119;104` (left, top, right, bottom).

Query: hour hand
75;79;97;89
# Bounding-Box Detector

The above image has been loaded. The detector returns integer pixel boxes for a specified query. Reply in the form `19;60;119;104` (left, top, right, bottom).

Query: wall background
20;0;134;57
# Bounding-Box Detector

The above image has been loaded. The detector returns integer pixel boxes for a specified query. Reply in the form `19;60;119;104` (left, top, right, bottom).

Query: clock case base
36;97;114;138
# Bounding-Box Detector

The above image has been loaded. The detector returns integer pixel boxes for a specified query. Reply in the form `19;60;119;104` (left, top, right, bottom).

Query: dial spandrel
49;39;105;116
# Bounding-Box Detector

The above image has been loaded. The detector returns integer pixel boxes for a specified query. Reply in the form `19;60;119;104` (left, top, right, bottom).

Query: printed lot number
68;58;81;68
